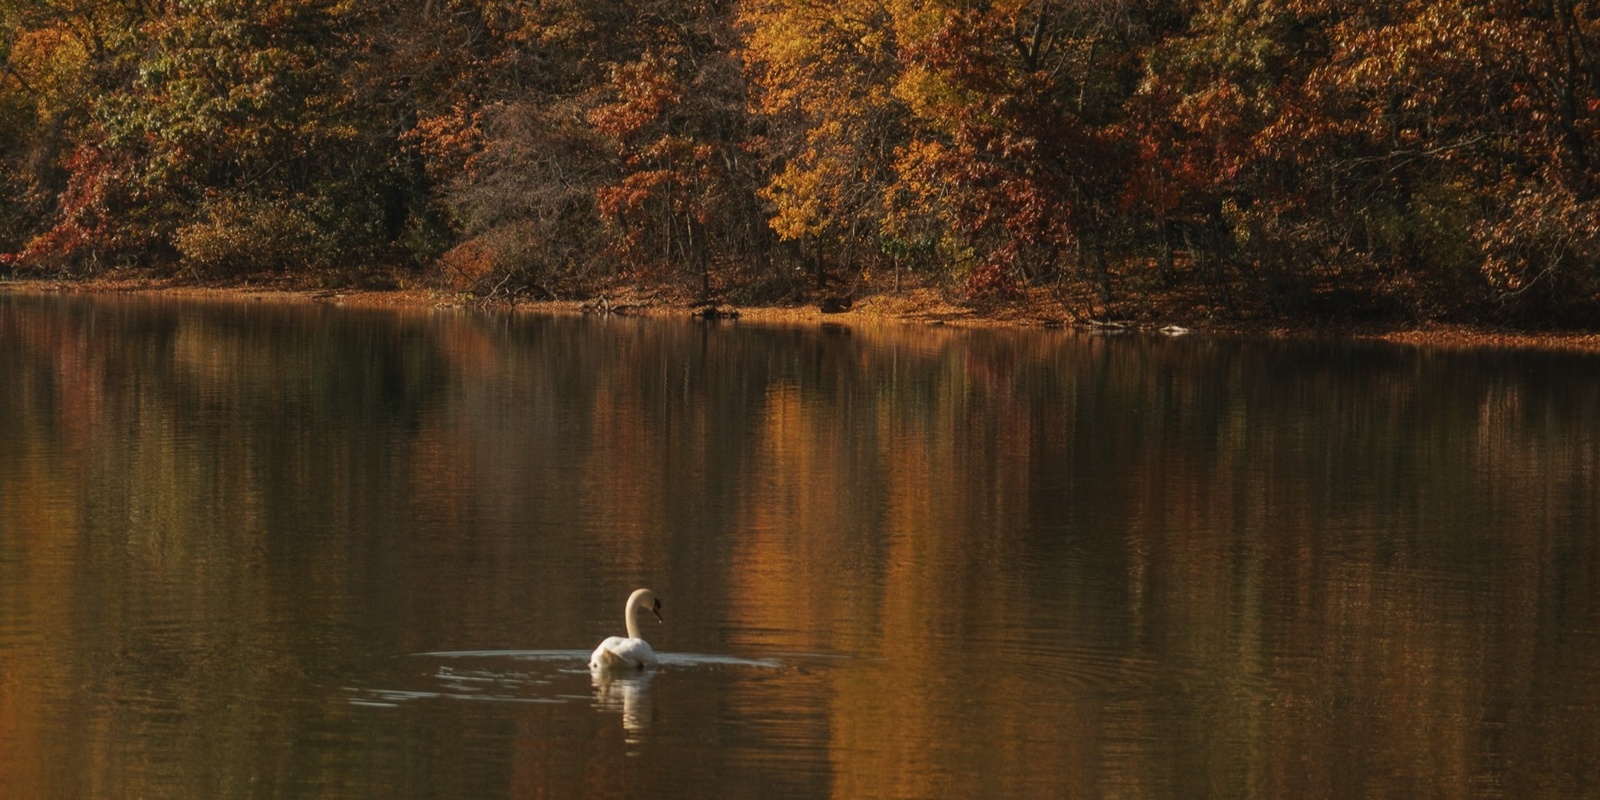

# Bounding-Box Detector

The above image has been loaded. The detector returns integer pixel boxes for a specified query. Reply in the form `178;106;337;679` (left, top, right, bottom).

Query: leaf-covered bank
11;274;1600;358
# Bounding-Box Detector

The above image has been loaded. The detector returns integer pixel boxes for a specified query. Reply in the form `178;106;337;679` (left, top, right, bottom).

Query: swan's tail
590;646;625;670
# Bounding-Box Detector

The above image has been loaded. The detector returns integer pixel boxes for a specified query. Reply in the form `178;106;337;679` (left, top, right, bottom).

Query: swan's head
628;588;665;624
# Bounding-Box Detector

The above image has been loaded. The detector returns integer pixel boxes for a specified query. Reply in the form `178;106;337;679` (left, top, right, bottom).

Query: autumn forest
2;0;1599;325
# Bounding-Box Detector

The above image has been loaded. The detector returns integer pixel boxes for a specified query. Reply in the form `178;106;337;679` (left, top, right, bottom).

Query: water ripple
345;649;788;708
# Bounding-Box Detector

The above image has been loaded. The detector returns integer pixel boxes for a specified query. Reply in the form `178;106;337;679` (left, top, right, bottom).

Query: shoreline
6;275;1600;353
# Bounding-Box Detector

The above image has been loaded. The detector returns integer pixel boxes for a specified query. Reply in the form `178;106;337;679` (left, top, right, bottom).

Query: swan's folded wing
590;636;657;670
590;637;625;669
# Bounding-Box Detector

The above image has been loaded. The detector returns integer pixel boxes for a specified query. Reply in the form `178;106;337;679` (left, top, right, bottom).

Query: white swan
589;588;663;671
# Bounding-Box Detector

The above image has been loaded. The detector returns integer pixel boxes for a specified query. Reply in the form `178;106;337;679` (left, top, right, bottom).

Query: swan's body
591;635;657;671
590;588;663;671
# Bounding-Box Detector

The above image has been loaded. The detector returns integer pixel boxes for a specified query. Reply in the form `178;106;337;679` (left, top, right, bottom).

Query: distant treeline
2;1;1598;324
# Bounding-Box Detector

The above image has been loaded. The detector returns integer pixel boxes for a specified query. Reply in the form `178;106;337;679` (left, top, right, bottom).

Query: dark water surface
0;291;1597;798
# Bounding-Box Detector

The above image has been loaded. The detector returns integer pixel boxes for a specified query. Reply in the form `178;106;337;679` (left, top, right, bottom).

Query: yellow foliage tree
740;0;911;280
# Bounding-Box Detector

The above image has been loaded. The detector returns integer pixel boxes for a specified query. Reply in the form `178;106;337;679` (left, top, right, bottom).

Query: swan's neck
624;593;644;639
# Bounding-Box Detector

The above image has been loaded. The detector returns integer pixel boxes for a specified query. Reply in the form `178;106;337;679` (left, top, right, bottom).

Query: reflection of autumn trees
718;331;1600;796
0;296;1598;796
0;296;458;796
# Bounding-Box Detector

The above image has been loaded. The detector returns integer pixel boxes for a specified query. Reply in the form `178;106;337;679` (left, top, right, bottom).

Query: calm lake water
0;291;1598;798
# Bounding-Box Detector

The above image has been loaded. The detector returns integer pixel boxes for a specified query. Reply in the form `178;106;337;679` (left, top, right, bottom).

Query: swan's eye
653;598;662;611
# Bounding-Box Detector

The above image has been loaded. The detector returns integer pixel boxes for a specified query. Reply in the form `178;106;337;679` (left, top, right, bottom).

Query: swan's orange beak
652;598;664;623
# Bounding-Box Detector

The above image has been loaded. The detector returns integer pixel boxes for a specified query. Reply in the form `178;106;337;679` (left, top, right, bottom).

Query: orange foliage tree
889;0;1153;302
586;5;766;293
1133;0;1600;321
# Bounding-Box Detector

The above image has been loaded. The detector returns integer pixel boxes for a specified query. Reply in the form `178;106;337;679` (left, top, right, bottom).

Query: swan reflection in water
588;653;787;738
592;669;655;737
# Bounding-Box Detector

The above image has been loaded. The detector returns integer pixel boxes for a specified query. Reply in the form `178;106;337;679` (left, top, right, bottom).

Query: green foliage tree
2;0;418;278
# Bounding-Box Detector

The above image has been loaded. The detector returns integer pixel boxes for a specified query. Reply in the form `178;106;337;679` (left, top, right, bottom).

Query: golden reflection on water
0;294;1598;798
